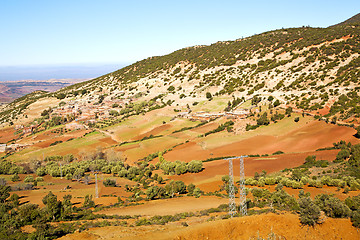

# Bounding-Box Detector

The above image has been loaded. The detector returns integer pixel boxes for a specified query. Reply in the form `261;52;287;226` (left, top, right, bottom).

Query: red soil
133;124;171;140
163;141;212;163
175;212;360;240
98;137;117;145
58;212;360;240
98;196;228;216
14;174;135;208
169;150;339;190
164;121;359;162
191;122;219;134
0;127;17;143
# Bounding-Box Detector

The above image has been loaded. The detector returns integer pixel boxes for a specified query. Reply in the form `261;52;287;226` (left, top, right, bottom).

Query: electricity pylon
227;158;236;217
59;162;63;179
225;156;248;217
239;155;248;216
95;172;99;198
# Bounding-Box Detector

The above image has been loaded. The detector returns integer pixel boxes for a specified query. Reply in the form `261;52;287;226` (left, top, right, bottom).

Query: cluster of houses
14;124;38;135
0;143;27;153
49;97;133;127
179;109;250;121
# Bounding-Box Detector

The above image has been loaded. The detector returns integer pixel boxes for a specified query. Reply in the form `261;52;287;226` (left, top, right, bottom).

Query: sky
0;0;359;79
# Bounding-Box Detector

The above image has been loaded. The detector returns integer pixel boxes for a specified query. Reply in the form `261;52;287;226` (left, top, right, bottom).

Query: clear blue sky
1;0;359;67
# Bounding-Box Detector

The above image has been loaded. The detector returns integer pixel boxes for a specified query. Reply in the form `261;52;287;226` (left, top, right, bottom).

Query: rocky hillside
1;14;360;125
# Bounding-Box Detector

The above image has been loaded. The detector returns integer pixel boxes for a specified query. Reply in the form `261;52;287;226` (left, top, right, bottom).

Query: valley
0;13;360;240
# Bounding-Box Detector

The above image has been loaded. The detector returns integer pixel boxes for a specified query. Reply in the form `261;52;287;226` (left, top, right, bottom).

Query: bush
204;121;234;136
11;173;20;182
298;197;321;226
246;124;259;131
285;107;293;116
56;93;66;99
146;186;165;200
273;100;281;107
345;196;360;211
36;167;46;176
351;210;360;228
314;194;351;218
336;149;350;161
272;151;284;155
103;178;116;187
160;160;203;175
50;140;63;146
24;175;34;183
264;177;276;185
257;112;270;126
187;183;195;196
304;155;316;164
35;177;44;182
83;194;95;208
271;190;298;211
167;86;175;92
193;187;202;198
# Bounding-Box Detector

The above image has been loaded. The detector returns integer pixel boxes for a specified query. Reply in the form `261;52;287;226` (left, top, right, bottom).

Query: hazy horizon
0;63;128;81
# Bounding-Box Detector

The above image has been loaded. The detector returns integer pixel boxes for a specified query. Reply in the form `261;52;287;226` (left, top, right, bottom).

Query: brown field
10;174;135;208
164;120;359;163
168;149;339;187
133;124;171;140
58;212;360;240
175;212;360;240
3;106;360;239
0;126;17;143
98;196;228;216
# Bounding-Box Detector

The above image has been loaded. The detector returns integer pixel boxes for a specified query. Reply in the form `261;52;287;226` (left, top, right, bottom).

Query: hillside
0;14;360;240
59;212;360;240
1;18;359;126
333;13;360;27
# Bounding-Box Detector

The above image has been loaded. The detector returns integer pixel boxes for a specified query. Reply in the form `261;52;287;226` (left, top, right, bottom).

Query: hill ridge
331;13;360;27
0;18;359;126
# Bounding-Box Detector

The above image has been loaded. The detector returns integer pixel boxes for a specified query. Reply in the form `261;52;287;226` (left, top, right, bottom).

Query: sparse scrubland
0;14;360;240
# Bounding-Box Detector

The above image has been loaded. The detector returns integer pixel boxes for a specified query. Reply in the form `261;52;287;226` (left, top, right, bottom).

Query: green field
204;113;311;149
8;131;109;162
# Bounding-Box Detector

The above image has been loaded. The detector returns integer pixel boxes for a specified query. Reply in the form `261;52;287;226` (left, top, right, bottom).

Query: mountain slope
332;13;360;27
1;16;360;125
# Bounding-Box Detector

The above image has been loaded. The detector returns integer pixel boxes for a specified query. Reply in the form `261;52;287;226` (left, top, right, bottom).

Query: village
179;109;251;121
2;94;254;154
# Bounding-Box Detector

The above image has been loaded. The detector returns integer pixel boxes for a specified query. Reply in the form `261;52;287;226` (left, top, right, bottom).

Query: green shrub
336;149;350;161
103;179;116;187
35;177;44;182
345;196;360;211
298;197;321;226
314;194;351;218
257;112;270;126
36;167;46;176
351;210;360;228
24;175;34;183
193;187;202;198
146;186;165;200
11;173;20;182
